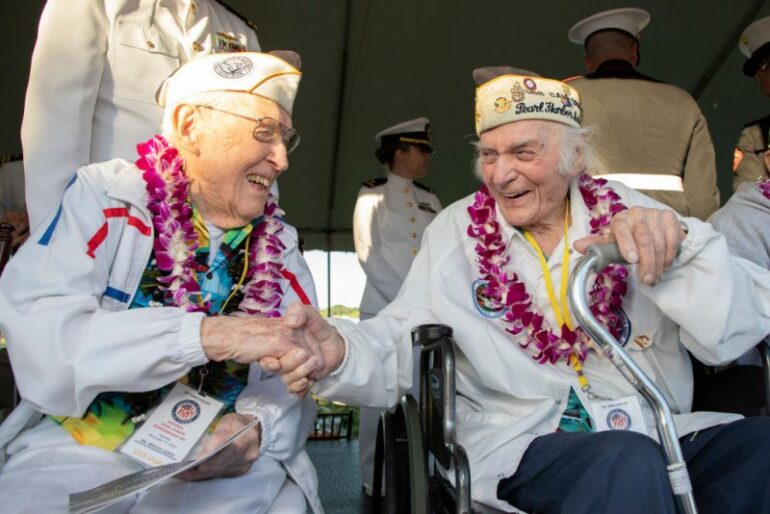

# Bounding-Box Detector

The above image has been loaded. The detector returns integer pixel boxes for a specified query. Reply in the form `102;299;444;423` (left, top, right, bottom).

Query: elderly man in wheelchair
273;67;770;513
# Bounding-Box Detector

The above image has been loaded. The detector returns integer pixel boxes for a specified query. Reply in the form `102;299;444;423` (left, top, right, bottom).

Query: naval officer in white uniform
21;0;262;230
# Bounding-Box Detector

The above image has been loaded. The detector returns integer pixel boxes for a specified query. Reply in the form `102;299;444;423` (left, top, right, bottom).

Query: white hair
471;123;603;180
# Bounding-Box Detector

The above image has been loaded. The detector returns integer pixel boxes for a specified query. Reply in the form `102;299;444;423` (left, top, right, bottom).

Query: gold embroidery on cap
511;82;525;102
494;97;512;113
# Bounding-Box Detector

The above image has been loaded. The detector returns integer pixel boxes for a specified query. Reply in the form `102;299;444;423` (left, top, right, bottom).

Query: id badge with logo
590;396;649;436
119;383;223;467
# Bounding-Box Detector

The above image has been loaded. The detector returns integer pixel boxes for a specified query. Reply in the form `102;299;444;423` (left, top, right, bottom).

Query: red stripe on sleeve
86;222;109;258
281;269;311;305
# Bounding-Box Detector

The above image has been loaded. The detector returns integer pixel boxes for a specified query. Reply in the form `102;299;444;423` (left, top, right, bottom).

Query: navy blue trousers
497;418;770;514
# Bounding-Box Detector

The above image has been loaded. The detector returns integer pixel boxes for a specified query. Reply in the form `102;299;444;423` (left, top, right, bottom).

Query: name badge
591;396;649;436
119;383;223;467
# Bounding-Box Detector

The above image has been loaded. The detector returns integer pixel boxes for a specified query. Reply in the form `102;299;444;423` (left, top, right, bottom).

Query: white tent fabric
3;0;770;250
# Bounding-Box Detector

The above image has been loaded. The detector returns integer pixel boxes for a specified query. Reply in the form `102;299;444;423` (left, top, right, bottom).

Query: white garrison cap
375;117;432;146
474;68;582;135
568;7;650;45
740;16;770;75
157;51;302;114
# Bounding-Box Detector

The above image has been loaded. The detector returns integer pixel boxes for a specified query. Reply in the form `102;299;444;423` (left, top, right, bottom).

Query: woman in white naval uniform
21;0;262;231
353;117;441;494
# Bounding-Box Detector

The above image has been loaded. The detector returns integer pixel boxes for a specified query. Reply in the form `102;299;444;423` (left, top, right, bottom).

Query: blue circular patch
616;308;632;347
171;399;201;424
606;408;632;430
471;279;505;318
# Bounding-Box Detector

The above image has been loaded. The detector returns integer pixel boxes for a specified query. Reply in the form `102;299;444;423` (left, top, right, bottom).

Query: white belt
594;173;684;192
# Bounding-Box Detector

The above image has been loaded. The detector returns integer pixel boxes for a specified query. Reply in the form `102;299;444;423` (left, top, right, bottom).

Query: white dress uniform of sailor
565;8;720;220
733;16;770;190
353;117;441;494
21;0;262;230
354;173;442;319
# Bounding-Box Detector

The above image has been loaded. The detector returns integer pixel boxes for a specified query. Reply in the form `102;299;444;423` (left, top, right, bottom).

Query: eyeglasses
195;105;300;153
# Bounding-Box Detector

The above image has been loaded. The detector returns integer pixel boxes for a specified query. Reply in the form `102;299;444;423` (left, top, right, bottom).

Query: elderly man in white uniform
22;0;263;231
353;117;441;494
273;68;770;513
0;52;322;513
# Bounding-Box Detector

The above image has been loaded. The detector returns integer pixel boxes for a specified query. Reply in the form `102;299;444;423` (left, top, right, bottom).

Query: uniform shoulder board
414;181;435;193
215;0;259;34
362;177;387;188
0;153;22;165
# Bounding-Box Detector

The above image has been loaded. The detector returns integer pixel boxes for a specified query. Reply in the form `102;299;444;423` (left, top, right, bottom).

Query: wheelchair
372;244;770;514
372;323;501;514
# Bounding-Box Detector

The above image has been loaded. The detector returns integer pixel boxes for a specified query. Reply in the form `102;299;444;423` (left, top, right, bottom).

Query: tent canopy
4;0;769;251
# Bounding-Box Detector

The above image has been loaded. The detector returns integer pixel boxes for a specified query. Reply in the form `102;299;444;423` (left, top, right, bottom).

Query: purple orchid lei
759;177;770;201
136;135;285;317
467;174;628;365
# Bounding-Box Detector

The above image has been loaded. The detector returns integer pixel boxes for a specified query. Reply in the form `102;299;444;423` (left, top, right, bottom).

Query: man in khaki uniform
733;16;770;190
566;7;719;220
22;0;262;230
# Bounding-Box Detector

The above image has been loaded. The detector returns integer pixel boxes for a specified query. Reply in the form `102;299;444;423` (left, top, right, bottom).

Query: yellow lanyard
523;201;592;393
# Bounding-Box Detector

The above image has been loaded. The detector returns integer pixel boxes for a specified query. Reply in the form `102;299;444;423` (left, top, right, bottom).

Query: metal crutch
568;243;698;514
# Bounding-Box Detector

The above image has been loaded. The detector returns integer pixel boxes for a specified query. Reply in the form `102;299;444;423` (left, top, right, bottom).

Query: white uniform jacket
353;172;441;318
0;160;322;513
22;0;261;230
316;180;770;512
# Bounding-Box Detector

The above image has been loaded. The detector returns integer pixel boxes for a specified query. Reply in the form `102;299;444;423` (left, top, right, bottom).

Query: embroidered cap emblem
214;56;253;79
510;82;525;102
494;97;512;113
523;78;537;92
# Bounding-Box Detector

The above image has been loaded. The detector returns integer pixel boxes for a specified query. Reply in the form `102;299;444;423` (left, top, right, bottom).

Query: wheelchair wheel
373;395;429;513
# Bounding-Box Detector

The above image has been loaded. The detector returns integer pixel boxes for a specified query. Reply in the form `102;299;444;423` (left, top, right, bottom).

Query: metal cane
569;243;698;514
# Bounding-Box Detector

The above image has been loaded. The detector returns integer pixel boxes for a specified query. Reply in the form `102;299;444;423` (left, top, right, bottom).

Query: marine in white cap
270;65;770;513
732;16;770;189
565;7;720;220
353;117;441;494
0;52;324;513
21;0;264;232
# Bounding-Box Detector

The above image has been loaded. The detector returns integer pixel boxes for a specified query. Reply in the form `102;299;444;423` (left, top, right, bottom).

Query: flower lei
467;174;628;364
758;176;770;201
135;135;286;317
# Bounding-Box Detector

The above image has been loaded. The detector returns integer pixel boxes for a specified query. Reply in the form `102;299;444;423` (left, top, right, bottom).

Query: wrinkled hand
201;307;319;364
574;206;686;286
0;210;30;251
259;303;346;396
178;413;261;481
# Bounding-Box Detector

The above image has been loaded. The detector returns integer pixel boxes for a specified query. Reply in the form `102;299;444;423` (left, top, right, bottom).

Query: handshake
200;302;345;396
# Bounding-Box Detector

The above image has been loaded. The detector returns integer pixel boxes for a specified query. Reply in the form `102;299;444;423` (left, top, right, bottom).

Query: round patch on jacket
616;307;632;347
472;279;505;318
